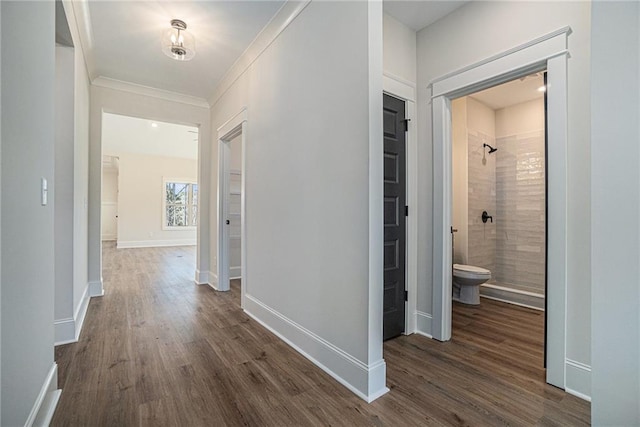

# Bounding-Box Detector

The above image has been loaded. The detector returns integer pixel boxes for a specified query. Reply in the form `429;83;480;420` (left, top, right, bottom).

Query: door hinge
403;118;411;132
405;205;409;217
404;290;408;301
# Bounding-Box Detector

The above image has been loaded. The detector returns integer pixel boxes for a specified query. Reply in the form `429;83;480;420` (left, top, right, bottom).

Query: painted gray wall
416;1;591;388
1;2;56;424
591;1;640;424
210;1;385;398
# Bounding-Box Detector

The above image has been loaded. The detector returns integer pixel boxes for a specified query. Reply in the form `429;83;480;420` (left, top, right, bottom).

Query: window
164;180;198;228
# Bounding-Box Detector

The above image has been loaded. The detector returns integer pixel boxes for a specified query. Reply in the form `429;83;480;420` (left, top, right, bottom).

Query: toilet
452;264;492;305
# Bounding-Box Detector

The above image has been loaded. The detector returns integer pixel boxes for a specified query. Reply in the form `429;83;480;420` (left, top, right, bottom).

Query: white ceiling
469;74;545;110
383;1;468;31
87;1;285;99
102;113;198;160
84;1;471;101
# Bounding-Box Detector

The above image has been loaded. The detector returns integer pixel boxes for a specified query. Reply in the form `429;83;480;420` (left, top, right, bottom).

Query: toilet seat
453;264;491;280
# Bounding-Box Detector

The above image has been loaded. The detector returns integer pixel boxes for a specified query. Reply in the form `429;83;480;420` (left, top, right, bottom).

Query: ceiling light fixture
151;122;158;128
537;85;546;92
162;19;195;61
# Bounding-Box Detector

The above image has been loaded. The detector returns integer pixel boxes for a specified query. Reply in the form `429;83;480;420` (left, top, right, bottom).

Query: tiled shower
453;91;546;307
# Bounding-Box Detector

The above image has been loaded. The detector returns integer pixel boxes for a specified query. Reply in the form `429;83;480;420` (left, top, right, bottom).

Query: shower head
483;143;498;154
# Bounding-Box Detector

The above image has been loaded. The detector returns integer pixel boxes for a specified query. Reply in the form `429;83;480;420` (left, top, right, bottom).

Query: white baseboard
415;310;433;337
480;284;545;311
89;279;104;297
26;363;61;427
195;269;211;285
244;294;388;402
55;285;91;345
101;235;116;241
117;239;196;249
207;272;219;290
230;266;241;279
565;359;591;402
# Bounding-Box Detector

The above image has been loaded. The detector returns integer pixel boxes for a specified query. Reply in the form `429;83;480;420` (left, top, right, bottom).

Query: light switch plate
41;177;48;206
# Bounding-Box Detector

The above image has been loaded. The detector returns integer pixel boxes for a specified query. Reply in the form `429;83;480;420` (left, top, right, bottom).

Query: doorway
450;72;547;371
101;155;119;242
216;109;247;307
430;28;570;389
383;94;407;340
100;113;200;279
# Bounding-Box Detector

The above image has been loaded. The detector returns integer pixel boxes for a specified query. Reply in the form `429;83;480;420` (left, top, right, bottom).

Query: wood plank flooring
52;243;590;426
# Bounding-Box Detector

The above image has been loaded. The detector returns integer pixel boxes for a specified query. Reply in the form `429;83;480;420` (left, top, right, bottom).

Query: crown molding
209;0;311;107
62;0;97;80
92;76;210;108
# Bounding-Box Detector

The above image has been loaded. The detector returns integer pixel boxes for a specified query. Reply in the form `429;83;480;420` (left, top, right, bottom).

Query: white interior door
228;135;242;279
229;170;242;278
101;158;119;241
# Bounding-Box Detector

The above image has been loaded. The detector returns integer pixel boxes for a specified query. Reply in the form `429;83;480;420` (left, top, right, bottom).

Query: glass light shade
161;23;195;61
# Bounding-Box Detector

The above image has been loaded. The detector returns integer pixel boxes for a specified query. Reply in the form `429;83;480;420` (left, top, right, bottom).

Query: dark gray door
383;94;406;341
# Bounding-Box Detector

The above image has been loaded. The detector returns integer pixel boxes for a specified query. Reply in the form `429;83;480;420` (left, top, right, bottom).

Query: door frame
383;74;418;336
430;27;571;388
216;108;248;308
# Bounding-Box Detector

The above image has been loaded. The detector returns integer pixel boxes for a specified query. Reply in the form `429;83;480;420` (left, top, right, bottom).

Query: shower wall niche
452;93;546;308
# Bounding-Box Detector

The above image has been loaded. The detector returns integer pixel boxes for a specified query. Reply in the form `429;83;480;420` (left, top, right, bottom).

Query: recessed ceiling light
151;122;158;128
537;85;546;92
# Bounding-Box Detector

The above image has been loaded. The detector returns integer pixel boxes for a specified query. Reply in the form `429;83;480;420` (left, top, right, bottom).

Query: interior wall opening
450;71;548;370
100;113;200;283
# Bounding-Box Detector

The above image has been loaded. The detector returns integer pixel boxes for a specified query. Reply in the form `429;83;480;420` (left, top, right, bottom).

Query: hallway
52;245;589;426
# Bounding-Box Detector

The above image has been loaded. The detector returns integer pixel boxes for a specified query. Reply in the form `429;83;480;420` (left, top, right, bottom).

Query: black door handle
226;220;230;225
482;211;493;223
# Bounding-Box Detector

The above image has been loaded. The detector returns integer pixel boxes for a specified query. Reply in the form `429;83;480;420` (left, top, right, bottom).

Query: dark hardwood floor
52;243;590;426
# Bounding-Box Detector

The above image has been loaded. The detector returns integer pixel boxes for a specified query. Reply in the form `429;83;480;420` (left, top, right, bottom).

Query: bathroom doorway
450;73;548;368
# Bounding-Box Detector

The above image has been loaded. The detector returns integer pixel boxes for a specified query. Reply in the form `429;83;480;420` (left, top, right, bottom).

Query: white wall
89;84;210;292
383;13;416;84
54;44;75;335
210;1;385;400
1;2;58;424
114;152;197;248
51;0;92;347
495;98;545;138
591;1;640;424
69;0;91;343
416;1;591;397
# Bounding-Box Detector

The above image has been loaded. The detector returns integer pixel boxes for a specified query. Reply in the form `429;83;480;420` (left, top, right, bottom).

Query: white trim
382;77;418;337
430;27;571;390
383;73;416;102
116;239;196;249
101;235;116;241
206;271;219;291
195;269;210;285
25;363;60;427
480;283;545;311
209;1;311;106
93;76;209;108
61;0;94;79
244;294;388;403
430;27;571;97
217;108;248;301
415;311;433;338
565;359;591;402
54;285;91;345
88;279;104;297
230;266;241;279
